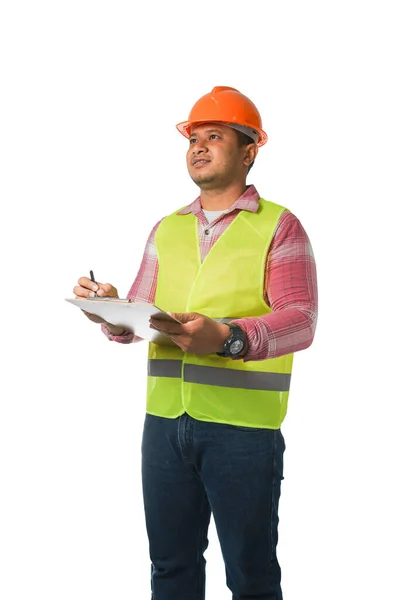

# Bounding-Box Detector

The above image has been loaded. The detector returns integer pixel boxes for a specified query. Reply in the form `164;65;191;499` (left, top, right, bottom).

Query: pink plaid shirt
101;185;318;362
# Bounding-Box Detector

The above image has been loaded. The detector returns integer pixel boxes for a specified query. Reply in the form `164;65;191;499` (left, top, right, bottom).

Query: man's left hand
149;312;231;355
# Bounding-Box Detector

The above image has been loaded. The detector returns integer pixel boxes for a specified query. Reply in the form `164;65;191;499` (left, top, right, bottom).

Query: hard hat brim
176;120;268;147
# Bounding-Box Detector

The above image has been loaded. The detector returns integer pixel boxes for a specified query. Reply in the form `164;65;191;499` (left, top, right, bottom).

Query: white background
1;1;399;599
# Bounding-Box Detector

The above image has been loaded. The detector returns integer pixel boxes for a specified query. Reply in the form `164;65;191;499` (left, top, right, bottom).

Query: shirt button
204;229;210;235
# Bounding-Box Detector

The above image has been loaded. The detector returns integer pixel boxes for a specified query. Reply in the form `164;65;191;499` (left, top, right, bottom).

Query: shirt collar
177;184;260;217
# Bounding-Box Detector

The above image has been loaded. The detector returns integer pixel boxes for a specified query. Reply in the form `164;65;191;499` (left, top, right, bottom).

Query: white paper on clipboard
65;298;181;345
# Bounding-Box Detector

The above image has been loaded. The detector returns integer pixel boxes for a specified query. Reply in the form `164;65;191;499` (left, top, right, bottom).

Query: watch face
230;339;244;355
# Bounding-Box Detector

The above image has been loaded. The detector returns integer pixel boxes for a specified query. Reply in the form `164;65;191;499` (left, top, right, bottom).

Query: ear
243;143;258;168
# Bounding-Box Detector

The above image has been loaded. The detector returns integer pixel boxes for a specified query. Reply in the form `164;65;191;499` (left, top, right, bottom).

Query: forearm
231;307;317;362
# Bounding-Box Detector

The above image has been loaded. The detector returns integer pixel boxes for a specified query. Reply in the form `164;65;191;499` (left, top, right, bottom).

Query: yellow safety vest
146;198;294;429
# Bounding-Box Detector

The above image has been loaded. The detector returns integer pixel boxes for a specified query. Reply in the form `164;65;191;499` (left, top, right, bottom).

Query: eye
189;138;197;144
209;134;220;140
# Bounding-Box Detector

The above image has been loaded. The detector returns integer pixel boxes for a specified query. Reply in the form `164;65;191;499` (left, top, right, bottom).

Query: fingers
150;319;184;336
97;283;119;298
81;310;106;324
74;284;98;298
168;312;200;323
74;276;99;298
74;277;119;299
78;276;99;291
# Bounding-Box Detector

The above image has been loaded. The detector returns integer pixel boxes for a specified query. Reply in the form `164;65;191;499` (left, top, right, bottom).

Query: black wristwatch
216;324;247;358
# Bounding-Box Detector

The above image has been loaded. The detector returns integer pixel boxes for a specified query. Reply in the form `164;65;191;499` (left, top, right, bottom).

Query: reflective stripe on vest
146;198;295;429
148;359;291;391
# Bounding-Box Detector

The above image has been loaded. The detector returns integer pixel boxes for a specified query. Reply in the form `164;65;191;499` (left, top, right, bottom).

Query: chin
192;178;217;189
190;171;217;187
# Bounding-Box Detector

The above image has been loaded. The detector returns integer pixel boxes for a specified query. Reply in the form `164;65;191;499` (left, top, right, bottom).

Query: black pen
89;270;98;297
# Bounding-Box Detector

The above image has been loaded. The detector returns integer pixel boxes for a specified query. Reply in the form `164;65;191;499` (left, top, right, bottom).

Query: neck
200;181;248;210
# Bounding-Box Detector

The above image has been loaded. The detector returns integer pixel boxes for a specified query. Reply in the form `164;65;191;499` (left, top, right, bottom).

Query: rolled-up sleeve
230;210;318;362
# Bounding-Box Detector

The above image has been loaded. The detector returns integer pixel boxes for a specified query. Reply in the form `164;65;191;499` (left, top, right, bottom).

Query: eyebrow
189;129;224;138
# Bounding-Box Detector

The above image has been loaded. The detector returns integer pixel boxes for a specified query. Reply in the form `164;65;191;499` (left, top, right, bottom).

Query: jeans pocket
221;423;266;432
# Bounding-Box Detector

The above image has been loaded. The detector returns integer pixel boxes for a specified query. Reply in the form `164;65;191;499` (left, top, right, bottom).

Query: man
73;86;318;600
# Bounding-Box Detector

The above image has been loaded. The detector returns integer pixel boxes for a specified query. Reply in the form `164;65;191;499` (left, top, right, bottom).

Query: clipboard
65;298;181;346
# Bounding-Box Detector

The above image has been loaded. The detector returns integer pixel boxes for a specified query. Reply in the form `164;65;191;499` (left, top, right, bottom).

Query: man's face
186;123;248;189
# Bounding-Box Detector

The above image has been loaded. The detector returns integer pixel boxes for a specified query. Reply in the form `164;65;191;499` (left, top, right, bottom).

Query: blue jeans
141;412;285;599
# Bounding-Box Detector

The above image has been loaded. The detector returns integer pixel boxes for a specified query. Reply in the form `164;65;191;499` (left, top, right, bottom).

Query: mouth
192;159;211;167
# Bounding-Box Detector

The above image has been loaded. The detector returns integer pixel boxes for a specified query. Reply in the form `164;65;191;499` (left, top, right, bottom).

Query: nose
190;132;209;153
192;142;208;155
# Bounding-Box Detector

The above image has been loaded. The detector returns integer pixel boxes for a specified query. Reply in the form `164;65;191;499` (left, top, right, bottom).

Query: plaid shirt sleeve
230;210;318;362
101;219;162;343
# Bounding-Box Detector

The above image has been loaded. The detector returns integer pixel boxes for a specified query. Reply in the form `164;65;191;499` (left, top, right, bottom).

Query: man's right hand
73;277;119;300
73;276;127;335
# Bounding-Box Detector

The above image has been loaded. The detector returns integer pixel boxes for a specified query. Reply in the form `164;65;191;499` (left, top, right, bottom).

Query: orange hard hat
176;86;268;147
